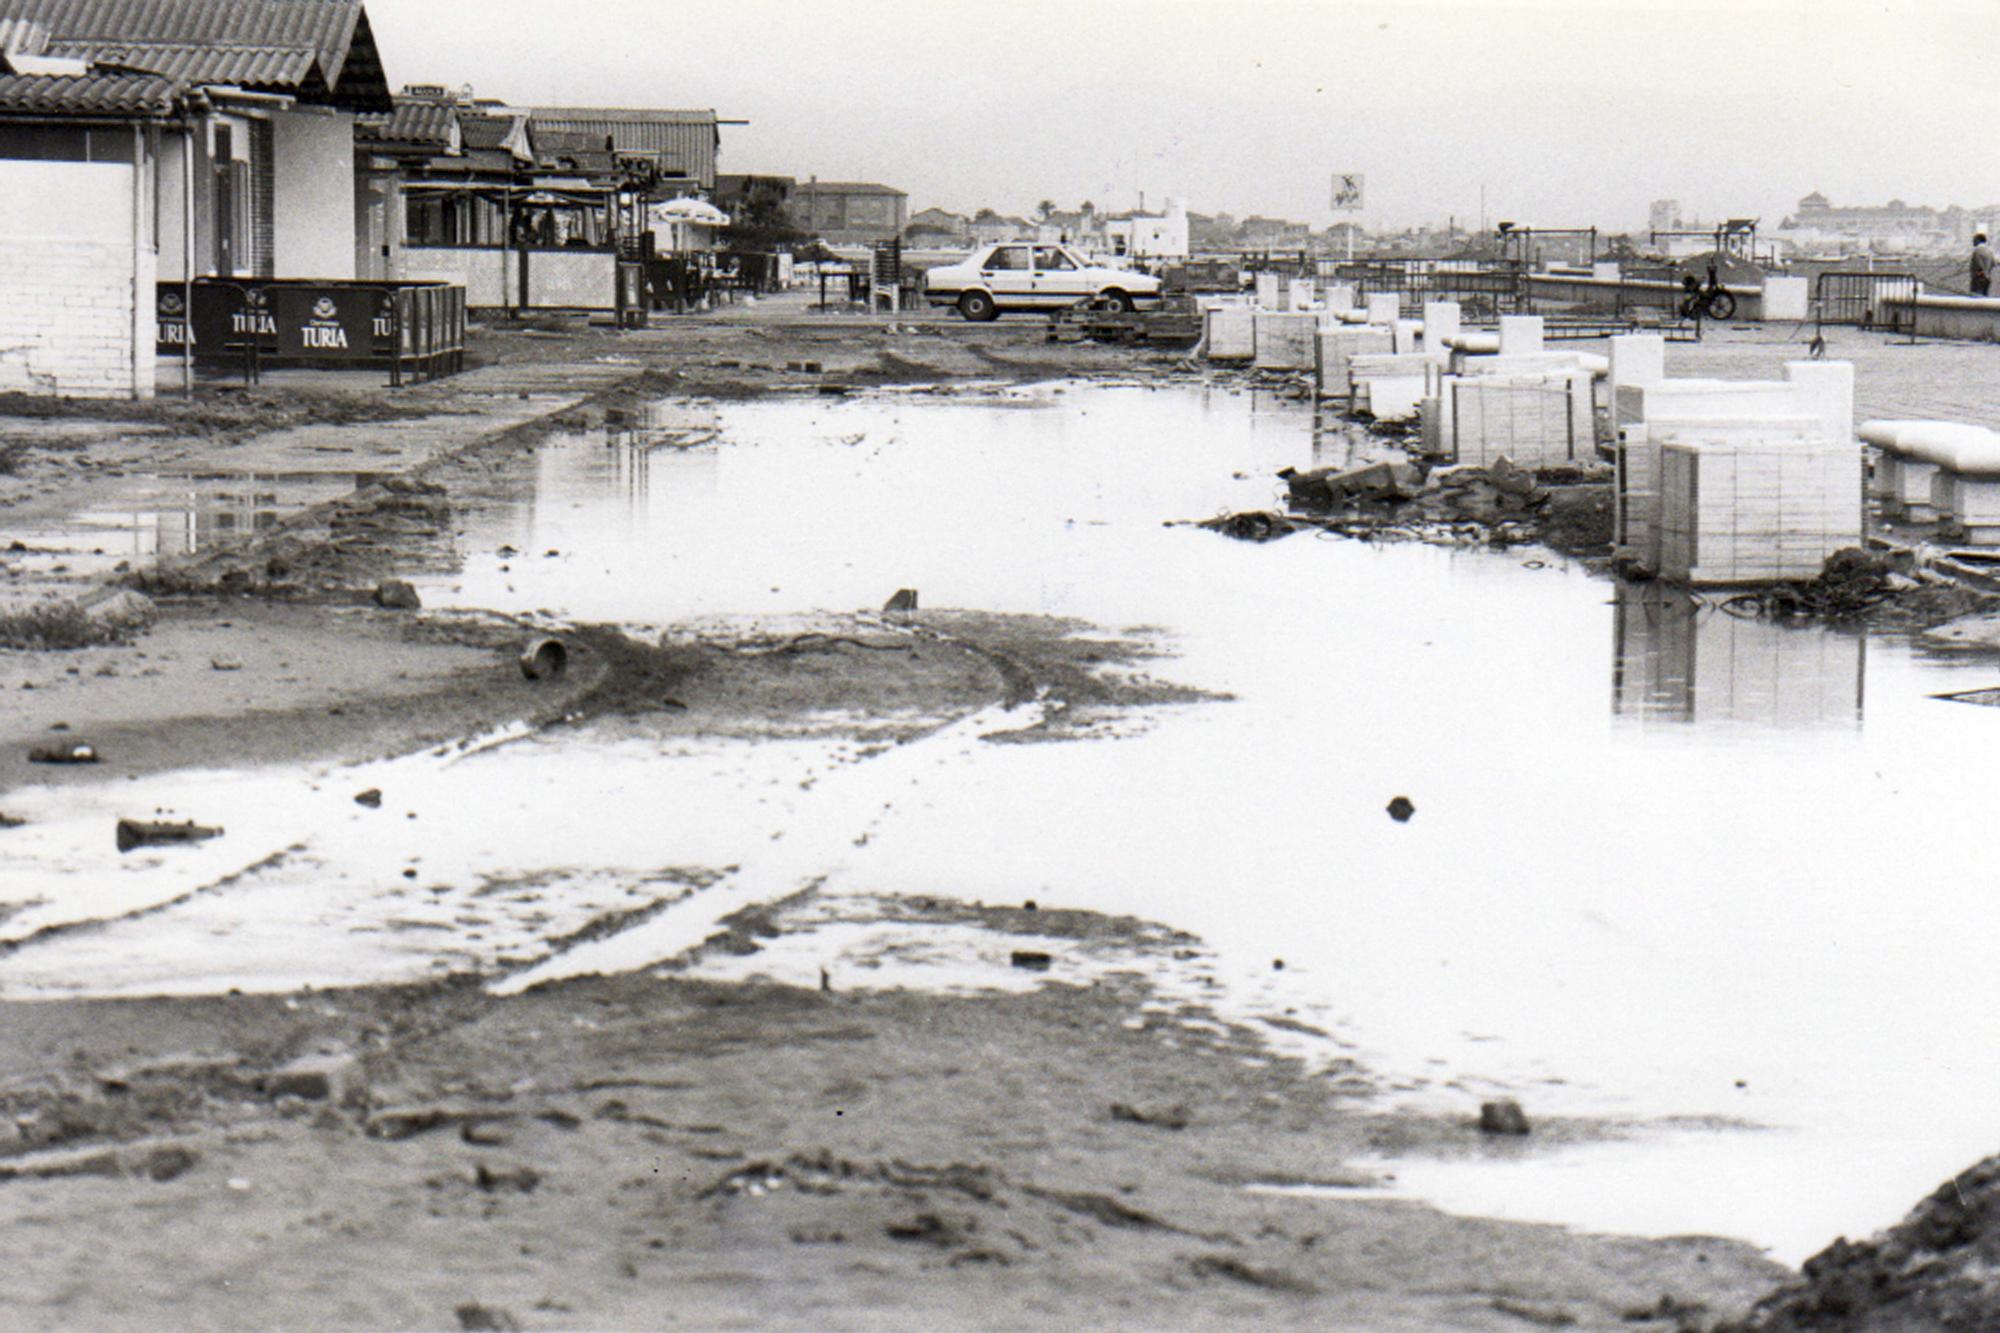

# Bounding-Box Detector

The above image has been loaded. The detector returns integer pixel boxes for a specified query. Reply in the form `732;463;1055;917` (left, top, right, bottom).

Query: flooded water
9;381;2000;1264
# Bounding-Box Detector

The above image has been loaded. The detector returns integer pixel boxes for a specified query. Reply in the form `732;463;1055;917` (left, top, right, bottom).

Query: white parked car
923;243;1164;321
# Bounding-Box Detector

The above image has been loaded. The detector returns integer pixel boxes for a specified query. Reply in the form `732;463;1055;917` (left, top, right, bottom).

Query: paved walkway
1662;324;2000;429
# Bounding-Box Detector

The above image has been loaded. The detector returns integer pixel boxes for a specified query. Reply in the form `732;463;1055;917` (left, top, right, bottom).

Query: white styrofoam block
1783;361;1855;453
1255;271;1285;310
1365;293;1400;326
1287;279;1317;311
1762;276;1810;322
1608;334;1666;405
1498;314;1544;354
1323;283;1356;313
1205;307;1256;361
1457;351;1604;379
1253;311;1318;370
1421;301;1462;359
1363;374;1426;422
1315;327;1394;397
1392;318;1424;354
1592;261;1621;281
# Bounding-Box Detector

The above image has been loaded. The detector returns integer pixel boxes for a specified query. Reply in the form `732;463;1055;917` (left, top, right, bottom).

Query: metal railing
1813;271;1920;331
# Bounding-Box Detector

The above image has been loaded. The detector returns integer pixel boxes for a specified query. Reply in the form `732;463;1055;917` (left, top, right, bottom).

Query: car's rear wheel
958;291;998;322
1097;288;1135;314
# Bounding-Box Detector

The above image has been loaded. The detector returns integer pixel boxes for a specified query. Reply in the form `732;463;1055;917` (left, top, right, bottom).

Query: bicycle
1678;264;1737;322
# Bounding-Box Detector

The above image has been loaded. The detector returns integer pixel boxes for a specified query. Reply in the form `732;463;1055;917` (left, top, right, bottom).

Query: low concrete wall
1886;293;2000;343
400;246;613;311
0;160;150;399
1526;272;1766;321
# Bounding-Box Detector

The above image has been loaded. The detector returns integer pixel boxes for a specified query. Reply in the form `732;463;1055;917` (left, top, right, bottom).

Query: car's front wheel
958;291;999;322
1096;288;1135;314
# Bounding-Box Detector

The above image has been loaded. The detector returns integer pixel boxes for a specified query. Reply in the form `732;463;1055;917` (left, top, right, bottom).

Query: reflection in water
1613;583;1864;728
41;471;375;567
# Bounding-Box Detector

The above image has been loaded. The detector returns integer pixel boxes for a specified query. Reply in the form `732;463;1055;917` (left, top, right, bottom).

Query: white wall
271;109;355;280
0;160;151;398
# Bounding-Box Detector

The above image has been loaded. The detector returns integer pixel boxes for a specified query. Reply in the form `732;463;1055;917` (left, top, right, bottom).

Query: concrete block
1316;327;1393;397
1421;302;1462;359
1498;315;1545;355
1253;311;1318;370
1287;278;1317;311
1365;293;1400;326
1608;334;1666;406
1783;360;1856;452
1763;276;1810;322
1254;271;1284;311
1392;318;1423;354
1205;307;1256;361
1323;283;1356;313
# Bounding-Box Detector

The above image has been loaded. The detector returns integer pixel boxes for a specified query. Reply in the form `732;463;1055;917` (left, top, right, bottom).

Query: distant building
714;174;795;216
1648;199;1682;234
1777;190;1992;254
796;180;907;245
966;210;1031;247
1103;198;1188;259
903;205;969;246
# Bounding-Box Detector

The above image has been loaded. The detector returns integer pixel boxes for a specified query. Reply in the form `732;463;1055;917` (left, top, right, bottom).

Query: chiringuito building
0;0;392;397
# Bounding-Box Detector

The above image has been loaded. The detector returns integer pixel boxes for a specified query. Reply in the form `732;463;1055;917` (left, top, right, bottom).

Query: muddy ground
0;300;1959;1330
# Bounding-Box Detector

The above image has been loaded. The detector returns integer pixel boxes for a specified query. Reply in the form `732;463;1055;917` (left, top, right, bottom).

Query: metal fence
1812;271;1920;331
1317;259;1527;317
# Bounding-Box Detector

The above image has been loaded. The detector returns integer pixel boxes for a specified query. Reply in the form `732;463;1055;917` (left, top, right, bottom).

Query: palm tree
1035;199;1057;221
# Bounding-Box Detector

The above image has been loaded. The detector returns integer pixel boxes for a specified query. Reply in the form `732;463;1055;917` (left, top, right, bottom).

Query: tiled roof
0;1;389;107
355;95;456;147
0;0;360;76
57;39;316;87
0;66;180;114
800;181;905;197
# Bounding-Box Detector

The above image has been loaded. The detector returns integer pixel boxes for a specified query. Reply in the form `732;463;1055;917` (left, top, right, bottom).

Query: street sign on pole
1331;173;1364;212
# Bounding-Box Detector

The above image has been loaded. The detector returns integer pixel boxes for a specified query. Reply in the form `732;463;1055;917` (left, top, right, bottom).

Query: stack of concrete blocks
1204;305;1257;361
1615;358;1857;579
1253;310;1319;370
1312;293;1398;399
1421;313;1603;465
1654;416;1862;585
1860;420;2000;540
1347;352;1434;421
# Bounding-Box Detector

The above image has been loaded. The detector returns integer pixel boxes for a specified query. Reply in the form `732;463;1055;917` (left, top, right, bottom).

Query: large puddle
8;381;2000;1265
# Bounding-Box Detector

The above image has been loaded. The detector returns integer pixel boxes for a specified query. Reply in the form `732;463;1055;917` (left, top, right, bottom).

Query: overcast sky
364;0;1998;232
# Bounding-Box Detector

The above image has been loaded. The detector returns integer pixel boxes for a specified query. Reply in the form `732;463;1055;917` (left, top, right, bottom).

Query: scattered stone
1387;796;1416;823
260;1052;359;1105
1489;1298;1576;1327
473;1162;541;1194
1109;1101;1191;1130
1187;1254;1316;1293
1479;1099;1532;1136
1009;950;1053;972
519;637;567;681
138;1145;200;1182
373;579;421;610
354;788;383;808
210;655;244;672
0;812;22;829
460;1121;512;1147
882;588;919;613
27;742;98;764
1197;510;1297;542
454;1303;523;1332
115;819;223;853
72;586;156;632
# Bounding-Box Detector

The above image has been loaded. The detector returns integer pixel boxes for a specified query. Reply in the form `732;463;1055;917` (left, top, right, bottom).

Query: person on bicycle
1972;233;1995;297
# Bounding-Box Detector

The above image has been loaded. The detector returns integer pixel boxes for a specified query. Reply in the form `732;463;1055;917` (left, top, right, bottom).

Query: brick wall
0;160;150;399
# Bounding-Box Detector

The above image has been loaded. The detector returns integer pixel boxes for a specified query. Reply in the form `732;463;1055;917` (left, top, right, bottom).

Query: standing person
1973;233;1996;297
